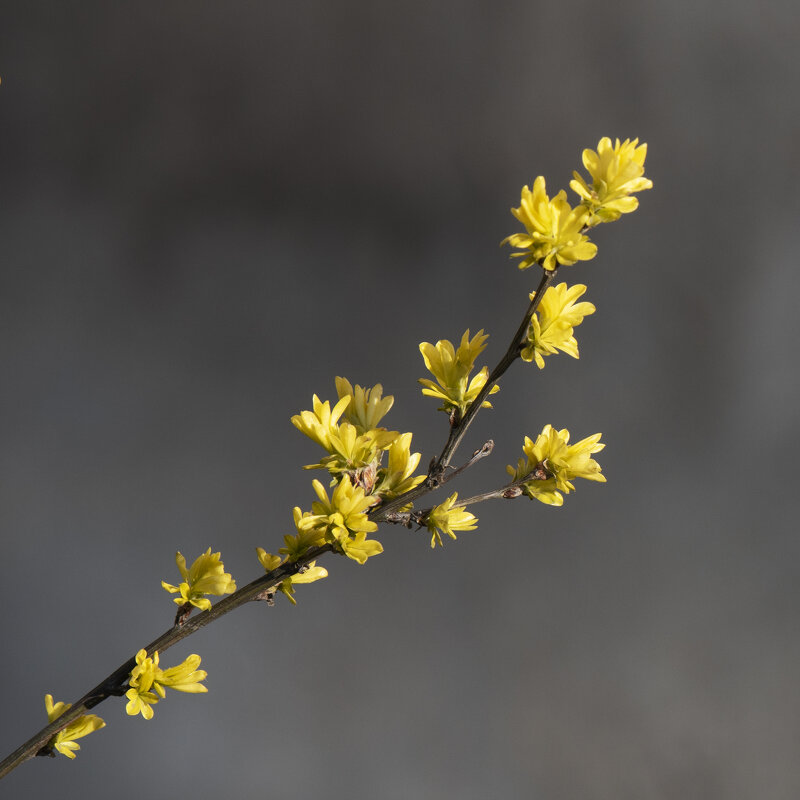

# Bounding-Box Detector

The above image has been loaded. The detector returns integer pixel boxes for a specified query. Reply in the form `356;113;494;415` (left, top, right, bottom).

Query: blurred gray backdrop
2;1;799;798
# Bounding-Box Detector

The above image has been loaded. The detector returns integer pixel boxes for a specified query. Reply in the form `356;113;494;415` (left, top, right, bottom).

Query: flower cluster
418;329;500;417
125;649;207;720
44;695;105;760
503;137;651;271
425;493;478;548
571;137;652;225
271;379;428;602
507;424;606;506
521;282;595;368
256;548;328;605
161;548;236;612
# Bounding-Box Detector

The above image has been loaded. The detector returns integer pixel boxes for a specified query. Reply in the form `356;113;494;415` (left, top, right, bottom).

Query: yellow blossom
506;425;605;506
277;562;329;605
256;548;283;572
126;649;207;719
280;507;328;561
419;329;500;416
44;695;105;760
255;548;328;604
374;432;425;499
305;476;383;564
292;390;399;477
291;394;352;452
425;492;478;548
521;283;595;368
155;654;208;695
570;137;652;224
161;548;236;612
312;422;399;476
502;176;597;271
335;377;394;434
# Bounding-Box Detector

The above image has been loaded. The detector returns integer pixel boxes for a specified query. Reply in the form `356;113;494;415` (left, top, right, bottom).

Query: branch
0;544;332;779
372;267;555;522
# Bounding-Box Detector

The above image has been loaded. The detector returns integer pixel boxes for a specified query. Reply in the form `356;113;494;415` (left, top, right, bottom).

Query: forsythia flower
419;329;500;416
125;649;207;720
280;562;329;605
255;548;328;605
280;507;328;561
161;548;236;612
425;492;478;548
301;476;383;564
507;424;605;506
570;137;652;224
521;283;595;368
292;390;399;477
291;394;351;453
502;176;597;271
335;377;394;434
44;695;105;760
373;431;425;499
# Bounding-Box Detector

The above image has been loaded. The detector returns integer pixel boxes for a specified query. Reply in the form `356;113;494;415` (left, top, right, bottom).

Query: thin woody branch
0;544;331;779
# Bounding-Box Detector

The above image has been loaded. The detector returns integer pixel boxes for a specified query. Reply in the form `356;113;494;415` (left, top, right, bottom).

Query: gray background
1;1;798;798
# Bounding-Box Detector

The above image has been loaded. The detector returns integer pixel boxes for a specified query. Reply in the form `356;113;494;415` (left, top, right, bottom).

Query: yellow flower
156;653;208;695
374;432;425;499
291;394;352;452
307;476;383;564
280;507;328;561
293;390;399;477
506;425;605;506
44;694;105;760
502;176;597;271
277;562;329;605
570;137;652;224
425;492;478;548
419;329;500;416
255;548;328;605
313;422;399;476
161;548;236;612
126;649;208;719
256;548;283;572
521;283;595;368
335;377;394;434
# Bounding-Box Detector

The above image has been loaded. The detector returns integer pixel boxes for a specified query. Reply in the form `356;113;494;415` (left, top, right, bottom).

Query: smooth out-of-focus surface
1;2;798;798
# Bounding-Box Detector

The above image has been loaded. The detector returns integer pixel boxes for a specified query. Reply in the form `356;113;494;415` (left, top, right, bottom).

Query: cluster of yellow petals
503;176;597;271
161;548;236;612
418;329;500;416
44;695;105;760
425;492;478;548
521;282;596;368
255;548;329;605
503;137;651;270
125;649;207;720
507;424;605;506
570;137;652;224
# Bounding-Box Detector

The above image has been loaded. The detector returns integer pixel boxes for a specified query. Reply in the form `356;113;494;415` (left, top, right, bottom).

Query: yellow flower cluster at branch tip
161;548;236;612
44;694;105;760
255;547;328;605
425;492;478;548
570;137;652;224
521;282;596;368
507;424;605;506
418;329;500;416
125;649;207;720
502;176;597;271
